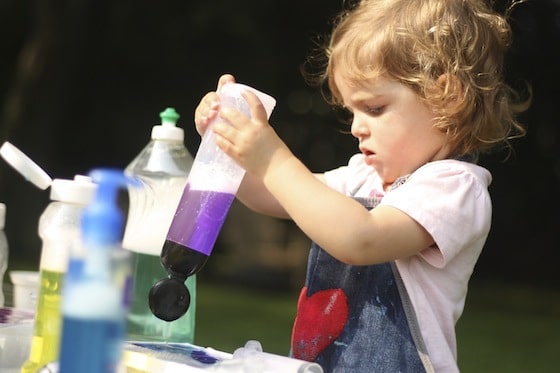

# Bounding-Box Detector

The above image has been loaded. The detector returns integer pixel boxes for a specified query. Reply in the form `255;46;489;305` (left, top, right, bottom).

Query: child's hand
194;74;236;136
213;90;292;179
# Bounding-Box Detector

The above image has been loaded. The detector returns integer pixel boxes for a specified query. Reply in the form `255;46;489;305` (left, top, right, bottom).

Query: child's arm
235;170;326;219
213;90;435;266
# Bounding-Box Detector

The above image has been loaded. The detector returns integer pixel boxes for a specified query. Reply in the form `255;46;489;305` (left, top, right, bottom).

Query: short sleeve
324;153;374;195
380;161;492;268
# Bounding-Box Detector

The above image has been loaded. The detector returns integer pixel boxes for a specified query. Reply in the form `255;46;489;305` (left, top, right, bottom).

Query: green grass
456;281;560;372
195;279;560;372
194;281;297;356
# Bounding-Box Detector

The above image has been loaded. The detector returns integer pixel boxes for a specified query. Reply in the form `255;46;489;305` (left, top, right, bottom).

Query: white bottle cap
0;142;52;190
50;175;97;205
0;203;5;229
151;107;184;141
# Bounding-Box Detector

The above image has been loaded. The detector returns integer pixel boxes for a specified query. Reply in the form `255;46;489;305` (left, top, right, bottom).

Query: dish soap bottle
58;169;132;373
122;107;196;342
149;83;276;322
21;175;97;373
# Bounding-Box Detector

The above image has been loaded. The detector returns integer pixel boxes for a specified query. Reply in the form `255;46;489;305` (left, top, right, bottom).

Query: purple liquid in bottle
159;183;236;279
168;183;235;256
149;184;236;321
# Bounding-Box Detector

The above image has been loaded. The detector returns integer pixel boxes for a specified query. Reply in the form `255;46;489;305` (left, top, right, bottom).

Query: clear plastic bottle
21;175;97;373
149;83;276;322
122;107;196;342
0;203;8;307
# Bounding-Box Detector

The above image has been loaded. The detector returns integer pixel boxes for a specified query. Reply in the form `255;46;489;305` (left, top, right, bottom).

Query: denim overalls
291;187;435;372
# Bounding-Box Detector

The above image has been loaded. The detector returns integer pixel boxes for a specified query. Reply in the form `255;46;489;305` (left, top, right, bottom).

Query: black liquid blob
160;240;209;279
148;240;210;321
149;277;191;322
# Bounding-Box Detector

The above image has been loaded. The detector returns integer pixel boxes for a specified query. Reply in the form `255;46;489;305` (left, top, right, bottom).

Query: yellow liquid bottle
19;176;96;373
21;269;63;373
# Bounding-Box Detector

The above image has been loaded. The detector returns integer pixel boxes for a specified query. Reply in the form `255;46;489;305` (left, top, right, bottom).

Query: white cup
9;270;40;310
0;322;33;372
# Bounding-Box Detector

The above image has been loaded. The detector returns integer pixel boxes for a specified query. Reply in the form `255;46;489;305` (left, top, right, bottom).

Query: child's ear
436;74;463;106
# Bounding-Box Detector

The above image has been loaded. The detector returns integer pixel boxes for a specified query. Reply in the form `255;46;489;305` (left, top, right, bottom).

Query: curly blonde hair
307;0;529;157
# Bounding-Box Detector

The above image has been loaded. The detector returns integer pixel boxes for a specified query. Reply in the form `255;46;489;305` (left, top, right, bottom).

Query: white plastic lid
0;142;52;190
151;107;184;141
50;175;97;205
151;125;184;141
0;203;5;229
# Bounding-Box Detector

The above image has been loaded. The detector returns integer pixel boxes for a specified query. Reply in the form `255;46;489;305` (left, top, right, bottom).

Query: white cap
50;175;97;205
0;141;52;190
0;203;5;229
151;107;184;141
151;125;184;141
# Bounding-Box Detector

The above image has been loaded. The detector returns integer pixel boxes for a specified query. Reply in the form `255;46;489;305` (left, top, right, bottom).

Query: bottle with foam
149;83;276;322
122;107;196;342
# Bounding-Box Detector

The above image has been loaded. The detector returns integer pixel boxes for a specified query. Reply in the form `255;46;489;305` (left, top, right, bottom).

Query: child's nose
350;116;368;139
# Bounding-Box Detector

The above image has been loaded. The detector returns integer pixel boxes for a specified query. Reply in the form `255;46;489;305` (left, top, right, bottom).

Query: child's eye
366;106;385;115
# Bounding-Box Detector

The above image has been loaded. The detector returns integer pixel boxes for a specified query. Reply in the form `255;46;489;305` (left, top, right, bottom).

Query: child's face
334;72;450;189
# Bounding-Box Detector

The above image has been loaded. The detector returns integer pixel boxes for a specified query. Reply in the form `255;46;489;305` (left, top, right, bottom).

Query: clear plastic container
149;83;276;322
122;107;196;342
9;270;39;310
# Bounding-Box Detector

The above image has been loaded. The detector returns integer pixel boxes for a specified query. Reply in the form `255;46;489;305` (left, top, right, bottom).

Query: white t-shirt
324;153;492;372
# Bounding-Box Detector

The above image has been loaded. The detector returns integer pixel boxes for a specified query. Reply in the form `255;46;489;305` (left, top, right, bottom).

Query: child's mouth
361;149;376;165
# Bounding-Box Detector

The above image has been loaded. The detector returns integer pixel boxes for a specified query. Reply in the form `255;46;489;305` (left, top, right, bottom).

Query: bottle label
59;316;123;373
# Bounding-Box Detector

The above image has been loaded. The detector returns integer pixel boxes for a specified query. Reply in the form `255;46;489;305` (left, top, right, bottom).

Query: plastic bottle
122;107;196;342
149;83;276;322
58;169;132;373
0;203;8;307
21;175;97;373
0;141;51;313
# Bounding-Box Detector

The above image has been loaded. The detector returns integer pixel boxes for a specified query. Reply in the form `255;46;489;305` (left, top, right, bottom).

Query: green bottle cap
159;107;180;126
152;107;184;141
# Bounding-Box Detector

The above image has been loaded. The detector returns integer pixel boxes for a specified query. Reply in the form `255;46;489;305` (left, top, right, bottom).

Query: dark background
0;0;559;290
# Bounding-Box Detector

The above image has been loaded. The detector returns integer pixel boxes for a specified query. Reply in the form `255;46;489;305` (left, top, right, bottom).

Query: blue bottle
58;169;133;373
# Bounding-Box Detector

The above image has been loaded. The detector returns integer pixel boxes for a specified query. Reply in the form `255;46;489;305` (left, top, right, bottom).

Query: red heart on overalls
291;286;349;361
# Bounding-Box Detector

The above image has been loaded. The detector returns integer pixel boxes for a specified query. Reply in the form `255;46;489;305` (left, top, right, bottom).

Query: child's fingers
242;90;269;123
194;92;220;135
217;74;236;91
194;74;236;136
